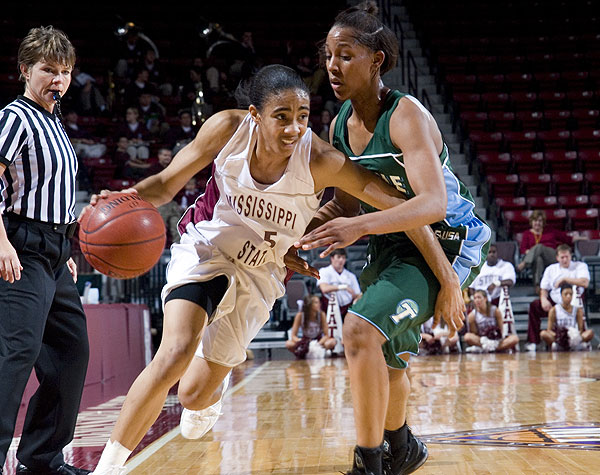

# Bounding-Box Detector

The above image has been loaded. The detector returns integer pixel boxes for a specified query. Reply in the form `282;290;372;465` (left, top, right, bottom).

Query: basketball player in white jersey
87;64;465;474
541;283;594;350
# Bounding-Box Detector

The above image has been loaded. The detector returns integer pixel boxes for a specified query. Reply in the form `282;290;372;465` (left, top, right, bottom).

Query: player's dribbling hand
432;281;466;339
78;188;138;222
284;247;320;279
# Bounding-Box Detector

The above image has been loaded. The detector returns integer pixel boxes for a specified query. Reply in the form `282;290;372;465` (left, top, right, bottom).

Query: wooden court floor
123;351;600;474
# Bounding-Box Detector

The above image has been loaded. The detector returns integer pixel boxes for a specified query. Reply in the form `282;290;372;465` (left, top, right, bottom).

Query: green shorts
349;225;489;369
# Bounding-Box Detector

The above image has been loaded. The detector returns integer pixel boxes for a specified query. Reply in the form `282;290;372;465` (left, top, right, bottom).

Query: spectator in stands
541;283;594;351
63;109;107;159
317;108;332;141
124;68;153;107
464;290;519;353
469;243;516;306
179;177;199;209
517;209;586;292
419;316;459;354
137;91;166;137
164;109;197;152
316;248;362;321
285;294;337;358
139;48;171;96
115;107;151;161
525;244;590;351
114;26;144;79
69;65;107;116
112;136;131;178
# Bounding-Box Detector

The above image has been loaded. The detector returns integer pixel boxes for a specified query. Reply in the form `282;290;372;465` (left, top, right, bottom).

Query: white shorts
162;226;286;367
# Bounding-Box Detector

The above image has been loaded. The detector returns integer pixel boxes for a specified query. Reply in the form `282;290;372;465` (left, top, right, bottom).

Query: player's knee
342;317;377;349
178;380;213;408
153;342;197;380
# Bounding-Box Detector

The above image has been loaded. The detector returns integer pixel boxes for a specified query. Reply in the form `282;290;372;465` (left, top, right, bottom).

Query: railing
379;0;409;89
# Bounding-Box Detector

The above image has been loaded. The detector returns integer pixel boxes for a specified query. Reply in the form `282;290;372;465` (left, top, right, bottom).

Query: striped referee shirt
0;95;78;224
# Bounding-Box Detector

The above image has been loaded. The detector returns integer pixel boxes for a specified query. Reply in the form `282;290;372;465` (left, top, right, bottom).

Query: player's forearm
308;196;358;233
338;195;445;237
405;225;460;287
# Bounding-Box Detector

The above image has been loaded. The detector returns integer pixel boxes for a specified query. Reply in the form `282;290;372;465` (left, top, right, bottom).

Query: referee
0;27;90;475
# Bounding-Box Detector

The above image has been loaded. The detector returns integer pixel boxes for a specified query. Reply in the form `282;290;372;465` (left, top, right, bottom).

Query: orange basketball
79;192;166;279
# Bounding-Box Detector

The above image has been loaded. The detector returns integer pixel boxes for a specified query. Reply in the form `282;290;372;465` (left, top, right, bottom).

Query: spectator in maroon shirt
517;209;586;291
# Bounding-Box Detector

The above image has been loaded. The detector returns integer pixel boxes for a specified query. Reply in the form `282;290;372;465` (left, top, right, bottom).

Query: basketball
78;192;167;279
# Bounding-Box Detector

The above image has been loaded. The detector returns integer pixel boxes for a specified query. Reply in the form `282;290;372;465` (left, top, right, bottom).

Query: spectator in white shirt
525;244;590;351
317;248;362;320
469;243;516;305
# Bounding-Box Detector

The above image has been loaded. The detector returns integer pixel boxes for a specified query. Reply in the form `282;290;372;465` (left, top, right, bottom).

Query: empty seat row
461;109;600;133
486;171;600;197
477;150;600;175
454;90;598;112
469;128;600;153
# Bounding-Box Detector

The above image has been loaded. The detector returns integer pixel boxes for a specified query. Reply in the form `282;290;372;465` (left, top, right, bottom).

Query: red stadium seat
537;130;572;151
544;150;579;173
446;74;478;94
469;131;504;153
460;111;489;131
534;72;561;90
567;90;596;109
579;150;600;172
495;196;527;212
512;151;545;173
511;92;539;111
503;131;538;152
453;93;483;111
504;72;534;91
558;195;590;209
552;172;585;196
572;129;600;150
545;208;568;230
477;152;513;174
538;91;568;110
526;196;558;210
591;194;600;207
519;173;552;196
543;110;572;130
514;110;544;130
487;111;516;131
487;173;520;197
585;172;600;194
503;210;532;235
571;109;600;129
567;208;599;231
481;92;511;112
478;73;506;92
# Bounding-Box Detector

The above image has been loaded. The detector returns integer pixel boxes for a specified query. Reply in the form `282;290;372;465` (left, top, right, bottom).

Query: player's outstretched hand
284;247;320;279
78;188;138;222
432;281;466;339
295;217;361;258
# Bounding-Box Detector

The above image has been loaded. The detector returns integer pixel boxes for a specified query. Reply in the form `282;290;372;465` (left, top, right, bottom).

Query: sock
94;439;132;472
354;444;383;474
384;423;409;460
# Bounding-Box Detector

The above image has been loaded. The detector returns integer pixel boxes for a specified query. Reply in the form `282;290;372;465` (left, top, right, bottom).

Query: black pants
0;216;89;470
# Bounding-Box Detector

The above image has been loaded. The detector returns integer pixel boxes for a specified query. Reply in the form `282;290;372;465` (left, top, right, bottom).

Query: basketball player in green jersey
296;2;492;474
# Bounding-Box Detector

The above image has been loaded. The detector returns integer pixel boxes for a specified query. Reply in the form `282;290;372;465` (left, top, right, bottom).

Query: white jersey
469;259;516;301
189;114;321;269
474;305;499;335
554;304;578;329
164;114;321;366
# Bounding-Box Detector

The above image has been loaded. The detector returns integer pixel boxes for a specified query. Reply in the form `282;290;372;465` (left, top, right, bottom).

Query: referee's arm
0;162;23;283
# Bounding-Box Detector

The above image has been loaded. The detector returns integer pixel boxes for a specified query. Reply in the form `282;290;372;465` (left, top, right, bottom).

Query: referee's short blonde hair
17;25;76;81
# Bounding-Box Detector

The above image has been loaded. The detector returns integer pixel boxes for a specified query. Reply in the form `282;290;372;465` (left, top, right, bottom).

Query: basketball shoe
180;372;231;439
382;424;428;475
345;446;381;475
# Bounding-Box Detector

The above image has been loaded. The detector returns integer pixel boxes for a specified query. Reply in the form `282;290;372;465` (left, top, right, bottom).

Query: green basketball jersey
331;90;486;258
